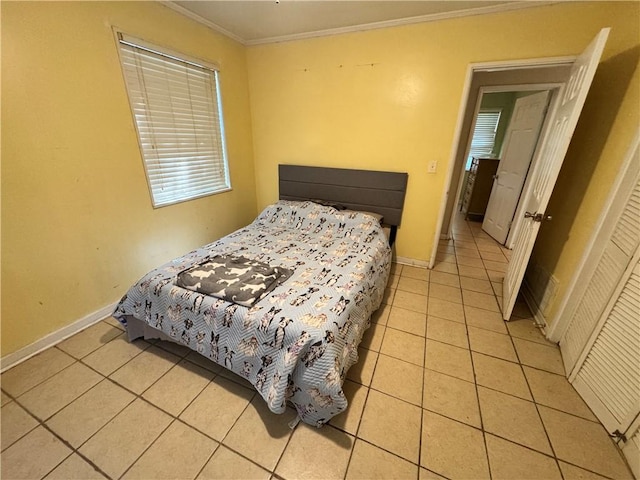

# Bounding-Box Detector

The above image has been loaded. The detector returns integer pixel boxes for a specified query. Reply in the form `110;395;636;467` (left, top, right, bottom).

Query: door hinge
610;430;627;443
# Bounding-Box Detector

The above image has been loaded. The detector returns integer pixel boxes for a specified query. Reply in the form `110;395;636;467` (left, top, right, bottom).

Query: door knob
525;211;552;222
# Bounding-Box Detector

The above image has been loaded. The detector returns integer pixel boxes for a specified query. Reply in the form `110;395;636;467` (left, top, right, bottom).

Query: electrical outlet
428;160;437;173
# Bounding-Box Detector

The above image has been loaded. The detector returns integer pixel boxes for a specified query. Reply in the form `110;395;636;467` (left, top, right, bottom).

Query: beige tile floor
1;216;634;479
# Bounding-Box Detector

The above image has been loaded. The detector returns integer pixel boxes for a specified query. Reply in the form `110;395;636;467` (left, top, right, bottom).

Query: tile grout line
453;231;494;480
505;318;567;479
1;372;119;480
339;311;388;480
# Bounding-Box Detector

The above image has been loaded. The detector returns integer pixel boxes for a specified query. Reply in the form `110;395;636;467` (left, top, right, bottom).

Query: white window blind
466;110;501;169
117;34;230;207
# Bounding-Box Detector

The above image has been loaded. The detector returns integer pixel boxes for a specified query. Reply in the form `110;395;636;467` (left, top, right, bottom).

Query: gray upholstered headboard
278;164;408;233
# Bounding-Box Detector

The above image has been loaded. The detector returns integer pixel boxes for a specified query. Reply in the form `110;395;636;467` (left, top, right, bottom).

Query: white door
483;91;551;244
502;28;610;320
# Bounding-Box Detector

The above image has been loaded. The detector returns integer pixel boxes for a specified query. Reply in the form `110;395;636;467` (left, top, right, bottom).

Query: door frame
453;85;558;247
431;56;575;270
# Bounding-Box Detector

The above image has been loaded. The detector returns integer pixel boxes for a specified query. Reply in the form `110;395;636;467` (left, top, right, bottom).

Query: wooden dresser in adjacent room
461;157;500;221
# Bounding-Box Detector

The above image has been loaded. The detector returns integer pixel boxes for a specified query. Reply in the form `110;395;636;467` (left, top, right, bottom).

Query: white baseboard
1;302;118;373
395;256;430;269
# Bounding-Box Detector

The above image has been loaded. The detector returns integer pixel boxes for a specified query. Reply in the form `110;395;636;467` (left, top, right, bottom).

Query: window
466;110;501;170
117;33;230;207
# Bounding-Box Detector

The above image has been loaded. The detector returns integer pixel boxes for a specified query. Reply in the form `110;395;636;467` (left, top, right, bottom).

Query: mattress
113;200;391;426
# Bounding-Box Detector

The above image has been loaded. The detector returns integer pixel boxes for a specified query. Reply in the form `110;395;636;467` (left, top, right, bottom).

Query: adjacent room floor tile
429;283;462;304
380;328;425;366
1;401;39;450
1;348;75;397
430;271;461;287
425;340;474;382
224;397;297;471
464;305;508;334
456;246;481;258
427;297;465;323
109;345;180;394
557;460;614;480
401;265;429;281
420;467;448;480
142;359;214;416
513;338;565;375
329;380;368;435
359;323;386;352
456;255;485;268
472;352;532;400
486;434;561;480
371;354;423;405
1;426;73;480
346;439;418;480
457;264;489;280
0;426;72;479
346;348;378;386
46;379;135;448
432;262;458;274
82;334;149;376
79;399;173;479
179;376;254;441
468;326;517;361
460;276;494;294
538;405;633;479
506;317;551;345
57;321;122;359
382;288;395;306
122;420;217;480
371;303;391;325
397;276;429;296
358;390;422;463
462;290;500;312
423;369;480;428
18;362;102;421
523;366;597;421
199;445;270;480
276;424;353;480
421;410;489;479
387;306;427;336
393;290;428;314
478;386;552;454
44;453;107;479
426;316;469;349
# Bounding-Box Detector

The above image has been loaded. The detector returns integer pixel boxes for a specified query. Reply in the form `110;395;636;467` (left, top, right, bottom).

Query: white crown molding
161;1;559;47
160;1;246;44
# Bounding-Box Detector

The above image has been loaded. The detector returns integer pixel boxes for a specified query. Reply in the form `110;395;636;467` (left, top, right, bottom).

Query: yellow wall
532;5;639;323
1;1;257;355
2;1;638;356
247;1;639;323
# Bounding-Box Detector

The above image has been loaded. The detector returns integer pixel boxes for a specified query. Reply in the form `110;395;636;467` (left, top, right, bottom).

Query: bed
113;165;408;427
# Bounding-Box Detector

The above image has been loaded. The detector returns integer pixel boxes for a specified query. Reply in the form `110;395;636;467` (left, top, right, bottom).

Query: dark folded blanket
176;255;293;307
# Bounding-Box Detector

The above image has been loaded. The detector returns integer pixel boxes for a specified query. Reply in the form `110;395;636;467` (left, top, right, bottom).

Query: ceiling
166;1;539;45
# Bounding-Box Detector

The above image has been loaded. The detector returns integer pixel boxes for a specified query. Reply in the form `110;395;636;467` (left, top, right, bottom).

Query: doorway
431;26;610;321
458;88;552;247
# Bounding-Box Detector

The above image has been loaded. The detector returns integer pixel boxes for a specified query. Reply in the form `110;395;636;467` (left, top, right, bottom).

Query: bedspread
113;200;391;426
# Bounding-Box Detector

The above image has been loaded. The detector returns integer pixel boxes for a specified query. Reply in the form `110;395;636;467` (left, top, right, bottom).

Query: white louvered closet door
560;170;640;374
570;258;639;433
563;172;640;469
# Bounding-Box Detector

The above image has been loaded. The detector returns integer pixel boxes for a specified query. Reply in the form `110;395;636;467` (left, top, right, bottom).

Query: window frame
115;32;231;208
466;108;502;170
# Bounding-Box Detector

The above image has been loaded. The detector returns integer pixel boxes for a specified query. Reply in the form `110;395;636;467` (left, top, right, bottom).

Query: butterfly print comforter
113;200;391;426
